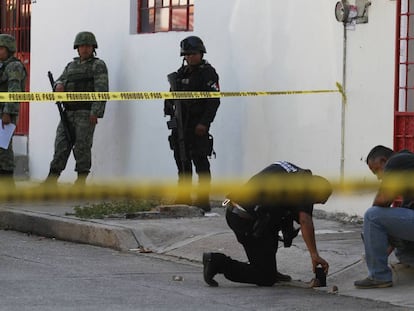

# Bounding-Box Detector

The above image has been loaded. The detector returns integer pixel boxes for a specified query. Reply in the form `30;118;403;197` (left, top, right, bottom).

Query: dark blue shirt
228;161;314;220
383;150;414;207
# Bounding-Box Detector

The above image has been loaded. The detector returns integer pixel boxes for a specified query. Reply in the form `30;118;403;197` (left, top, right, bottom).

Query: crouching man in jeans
354;145;414;289
202;161;332;287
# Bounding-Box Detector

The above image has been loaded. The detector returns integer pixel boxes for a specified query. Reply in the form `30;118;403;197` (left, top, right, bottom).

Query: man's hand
90;115;98;125
311;254;329;274
372;191;393;208
195;123;207;136
55;83;64;92
2;113;11;128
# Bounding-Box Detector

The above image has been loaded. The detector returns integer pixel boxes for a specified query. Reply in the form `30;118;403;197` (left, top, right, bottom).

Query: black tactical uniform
203;161;332;287
165;36;220;211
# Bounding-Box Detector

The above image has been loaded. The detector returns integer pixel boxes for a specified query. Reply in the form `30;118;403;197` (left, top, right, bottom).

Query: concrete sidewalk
0;201;413;309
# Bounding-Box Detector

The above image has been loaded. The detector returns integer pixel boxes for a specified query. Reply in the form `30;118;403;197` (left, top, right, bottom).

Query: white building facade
28;0;400;215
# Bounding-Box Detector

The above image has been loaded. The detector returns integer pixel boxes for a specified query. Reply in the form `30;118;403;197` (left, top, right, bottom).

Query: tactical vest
0;56;25;91
63;57;97;111
0;56;26;114
175;61;216;128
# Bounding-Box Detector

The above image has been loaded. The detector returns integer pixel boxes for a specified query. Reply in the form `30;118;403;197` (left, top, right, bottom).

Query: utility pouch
279;213;300;248
167;118;177;130
280;226;300;248
164;100;175;117
168;135;175;150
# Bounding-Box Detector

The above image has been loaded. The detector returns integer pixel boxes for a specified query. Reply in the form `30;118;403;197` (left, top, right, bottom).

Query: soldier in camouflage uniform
0;34;27;186
45;31;108;185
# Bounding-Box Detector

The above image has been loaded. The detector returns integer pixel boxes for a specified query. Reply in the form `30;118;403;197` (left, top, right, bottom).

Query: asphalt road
0;229;406;311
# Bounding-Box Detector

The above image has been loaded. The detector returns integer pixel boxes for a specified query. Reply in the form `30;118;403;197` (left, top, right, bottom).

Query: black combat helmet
180;36;206;56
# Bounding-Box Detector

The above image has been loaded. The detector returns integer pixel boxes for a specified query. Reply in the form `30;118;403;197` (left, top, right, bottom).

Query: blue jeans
363;206;414;281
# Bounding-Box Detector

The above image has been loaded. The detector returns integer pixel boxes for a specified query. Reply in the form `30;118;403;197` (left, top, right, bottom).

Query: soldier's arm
199;68;220;127
91;59;108;118
2;61;26;115
55;63;70;89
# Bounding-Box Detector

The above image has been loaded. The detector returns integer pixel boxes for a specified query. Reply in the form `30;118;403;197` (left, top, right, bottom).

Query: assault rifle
48;71;73;146
166;72;186;170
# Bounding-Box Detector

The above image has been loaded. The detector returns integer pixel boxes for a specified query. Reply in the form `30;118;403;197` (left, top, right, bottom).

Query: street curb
0;208;139;251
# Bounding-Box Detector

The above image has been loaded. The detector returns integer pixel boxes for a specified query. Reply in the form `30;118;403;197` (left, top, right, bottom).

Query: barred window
137;0;194;33
394;0;414;150
0;0;31;53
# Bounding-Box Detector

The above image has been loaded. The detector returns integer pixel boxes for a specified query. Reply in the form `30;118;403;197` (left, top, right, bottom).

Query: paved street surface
0;197;413;309
0;230;407;311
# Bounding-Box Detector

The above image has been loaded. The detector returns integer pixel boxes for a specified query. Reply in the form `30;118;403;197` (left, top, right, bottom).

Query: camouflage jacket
0;56;27;115
56;56;108;118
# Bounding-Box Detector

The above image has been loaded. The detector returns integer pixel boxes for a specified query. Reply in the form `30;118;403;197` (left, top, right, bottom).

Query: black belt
222;199;254;220
64;102;92;111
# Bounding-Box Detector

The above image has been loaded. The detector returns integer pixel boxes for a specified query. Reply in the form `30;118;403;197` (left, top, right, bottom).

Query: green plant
70;198;162;219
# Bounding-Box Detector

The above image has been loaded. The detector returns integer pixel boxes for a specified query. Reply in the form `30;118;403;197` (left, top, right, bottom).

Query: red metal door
0;0;31;136
14;52;29;135
395;113;414;150
394;0;414;151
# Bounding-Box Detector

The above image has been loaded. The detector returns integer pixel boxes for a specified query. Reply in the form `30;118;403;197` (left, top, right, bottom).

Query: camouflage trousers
49;110;96;174
0;114;17;172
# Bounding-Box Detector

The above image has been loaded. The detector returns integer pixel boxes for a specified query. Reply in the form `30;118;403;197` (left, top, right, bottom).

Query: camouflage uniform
47;32;108;183
0;34;27;176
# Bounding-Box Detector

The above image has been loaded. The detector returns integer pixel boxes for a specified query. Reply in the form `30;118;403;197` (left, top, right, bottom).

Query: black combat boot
275;271;292;282
74;172;88;186
193;197;211;212
194;176;211;212
202;252;227;287
43;170;60;185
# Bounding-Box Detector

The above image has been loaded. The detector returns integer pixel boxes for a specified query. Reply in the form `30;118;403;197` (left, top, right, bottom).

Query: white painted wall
29;0;397;215
343;1;396;178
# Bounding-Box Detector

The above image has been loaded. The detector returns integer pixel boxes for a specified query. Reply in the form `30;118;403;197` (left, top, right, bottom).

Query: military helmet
0;34;16;53
73;31;98;49
180;36;206;56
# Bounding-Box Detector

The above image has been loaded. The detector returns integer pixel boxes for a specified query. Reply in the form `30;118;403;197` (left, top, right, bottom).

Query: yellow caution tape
0;83;344;102
0;173;400;203
1;169;413;203
336;82;347;103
